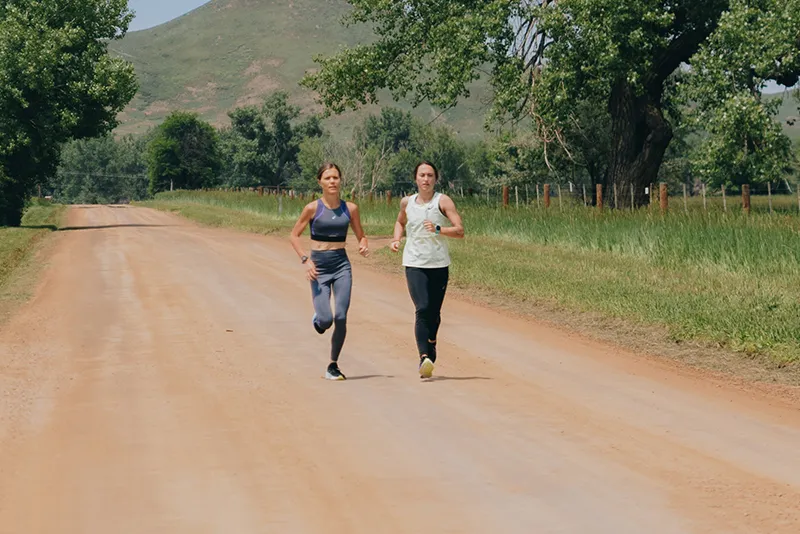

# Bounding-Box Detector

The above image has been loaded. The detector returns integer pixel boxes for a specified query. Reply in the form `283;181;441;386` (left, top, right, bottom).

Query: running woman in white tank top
390;161;465;379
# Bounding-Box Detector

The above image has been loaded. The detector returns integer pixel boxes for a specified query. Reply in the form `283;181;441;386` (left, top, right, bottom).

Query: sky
128;0;209;31
125;0;794;94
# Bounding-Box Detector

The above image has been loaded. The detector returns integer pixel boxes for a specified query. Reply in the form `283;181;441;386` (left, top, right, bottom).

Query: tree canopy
302;0;800;205
0;0;137;225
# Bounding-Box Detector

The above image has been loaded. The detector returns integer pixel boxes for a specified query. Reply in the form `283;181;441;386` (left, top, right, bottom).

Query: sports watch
301;255;309;264
435;224;441;235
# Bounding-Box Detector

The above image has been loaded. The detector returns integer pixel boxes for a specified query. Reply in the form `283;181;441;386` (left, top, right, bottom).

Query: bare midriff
310;240;347;251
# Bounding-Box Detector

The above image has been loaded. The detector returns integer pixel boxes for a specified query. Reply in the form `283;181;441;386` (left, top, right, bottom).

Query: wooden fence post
659;183;668;213
596;184;603;211
702;183;707;212
722;185;727;212
502;185;509;207
742;184;750;214
544;184;551;208
386;190;392;205
515;186;519;209
557;184;563;211
767;182;773;214
682;183;688;213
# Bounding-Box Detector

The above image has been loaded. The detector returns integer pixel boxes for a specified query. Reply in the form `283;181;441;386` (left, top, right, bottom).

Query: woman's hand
390;240;401;253
305;260;318;281
358;237;370;257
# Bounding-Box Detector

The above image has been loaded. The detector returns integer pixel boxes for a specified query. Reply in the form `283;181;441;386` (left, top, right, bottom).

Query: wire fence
207;180;800;217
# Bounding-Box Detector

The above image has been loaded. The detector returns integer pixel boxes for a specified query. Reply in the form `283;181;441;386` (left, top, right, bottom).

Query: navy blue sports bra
310;199;351;242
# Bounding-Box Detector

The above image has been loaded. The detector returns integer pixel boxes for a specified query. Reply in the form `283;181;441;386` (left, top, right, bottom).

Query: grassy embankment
142;190;800;381
0;200;66;323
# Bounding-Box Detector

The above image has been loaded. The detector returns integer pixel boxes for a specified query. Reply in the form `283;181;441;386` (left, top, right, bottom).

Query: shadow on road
346;375;395;381
57;224;173;232
422;376;492;382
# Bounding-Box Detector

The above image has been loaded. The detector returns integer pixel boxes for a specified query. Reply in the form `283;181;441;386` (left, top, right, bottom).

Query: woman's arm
431;194;464;238
289;202;318;279
347;202;369;257
390;196;409;252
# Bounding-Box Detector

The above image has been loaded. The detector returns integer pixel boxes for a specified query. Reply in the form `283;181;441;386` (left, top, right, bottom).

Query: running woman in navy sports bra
290;163;369;380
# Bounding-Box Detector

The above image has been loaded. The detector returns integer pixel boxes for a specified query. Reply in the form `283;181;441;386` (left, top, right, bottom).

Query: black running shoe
325;362;346;381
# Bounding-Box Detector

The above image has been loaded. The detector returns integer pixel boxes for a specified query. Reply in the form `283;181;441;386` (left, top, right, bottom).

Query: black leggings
405;266;449;358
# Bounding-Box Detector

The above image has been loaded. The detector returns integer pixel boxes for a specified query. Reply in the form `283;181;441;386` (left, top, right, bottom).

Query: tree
53;131;152;204
0;0;137;226
301;0;800;206
219;92;323;188
684;0;800;188
147;111;222;195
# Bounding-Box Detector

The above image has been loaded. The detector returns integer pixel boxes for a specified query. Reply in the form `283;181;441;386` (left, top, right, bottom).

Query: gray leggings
310;249;352;362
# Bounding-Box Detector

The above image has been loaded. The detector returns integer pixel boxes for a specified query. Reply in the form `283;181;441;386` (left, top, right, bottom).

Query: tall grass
143;190;800;366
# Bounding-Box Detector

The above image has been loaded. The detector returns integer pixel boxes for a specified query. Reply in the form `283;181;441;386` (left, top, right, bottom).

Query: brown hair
414;160;439;181
317;162;342;181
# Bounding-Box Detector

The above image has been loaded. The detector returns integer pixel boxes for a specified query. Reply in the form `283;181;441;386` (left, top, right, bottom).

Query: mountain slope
112;0;493;139
113;0;798;142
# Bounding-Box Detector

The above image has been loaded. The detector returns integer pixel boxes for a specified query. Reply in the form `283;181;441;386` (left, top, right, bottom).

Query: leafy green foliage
0;0;137;225
682;0;800;187
147;111;222;195
302;0;800;206
218;92;323;188
52;133;152;204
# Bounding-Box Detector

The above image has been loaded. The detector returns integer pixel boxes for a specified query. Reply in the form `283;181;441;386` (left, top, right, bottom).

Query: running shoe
428;341;437;363
312;313;324;334
419;356;435;379
326;362;346;381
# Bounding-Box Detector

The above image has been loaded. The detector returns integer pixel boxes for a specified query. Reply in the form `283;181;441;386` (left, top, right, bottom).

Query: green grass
0;200;64;288
0;200;65;323
142;190;800;369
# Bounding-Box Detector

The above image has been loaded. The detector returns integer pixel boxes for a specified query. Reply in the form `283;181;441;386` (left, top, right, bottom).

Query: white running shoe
419;357;435;379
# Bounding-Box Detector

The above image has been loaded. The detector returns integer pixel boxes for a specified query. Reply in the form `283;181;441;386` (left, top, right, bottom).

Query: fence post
596;184;603;211
502;185;509;207
613;183;618;209
515;186;519;209
558;184;563;211
660;183;668;214
742;184;750;215
630;184;634;210
722;185;727;212
536;183;541;208
583;184;587;206
702;183;707;212
797;182;800;214
386;190;392;205
767;182;773;214
544;184;551;208
682;183;688;213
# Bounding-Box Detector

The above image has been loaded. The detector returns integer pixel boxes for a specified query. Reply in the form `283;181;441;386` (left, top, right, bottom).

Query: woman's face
319;168;341;195
415;164;436;193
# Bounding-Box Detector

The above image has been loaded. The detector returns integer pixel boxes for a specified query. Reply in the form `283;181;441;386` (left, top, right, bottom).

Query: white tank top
402;192;451;268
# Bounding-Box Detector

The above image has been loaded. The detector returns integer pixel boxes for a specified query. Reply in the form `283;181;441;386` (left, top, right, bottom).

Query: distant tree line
51;87;800;205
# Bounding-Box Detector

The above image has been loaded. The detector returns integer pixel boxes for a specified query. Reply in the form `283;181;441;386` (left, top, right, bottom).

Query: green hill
111;0;493;140
113;0;798;142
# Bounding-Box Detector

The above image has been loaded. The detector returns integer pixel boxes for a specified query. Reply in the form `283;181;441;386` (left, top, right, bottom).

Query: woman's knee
316;311;334;329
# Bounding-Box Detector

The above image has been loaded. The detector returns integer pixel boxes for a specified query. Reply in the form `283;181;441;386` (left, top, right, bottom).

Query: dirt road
1;205;799;533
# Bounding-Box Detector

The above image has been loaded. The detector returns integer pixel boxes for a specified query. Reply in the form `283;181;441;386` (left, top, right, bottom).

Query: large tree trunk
607;79;673;208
